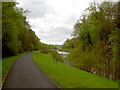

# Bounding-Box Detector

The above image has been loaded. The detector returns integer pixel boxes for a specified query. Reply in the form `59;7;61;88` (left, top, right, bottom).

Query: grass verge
32;51;118;88
2;52;28;83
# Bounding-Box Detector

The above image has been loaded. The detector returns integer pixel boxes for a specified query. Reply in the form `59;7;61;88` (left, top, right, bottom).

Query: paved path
3;52;59;88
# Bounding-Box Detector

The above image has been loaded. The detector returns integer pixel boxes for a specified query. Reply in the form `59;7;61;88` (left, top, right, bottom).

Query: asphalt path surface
2;52;59;88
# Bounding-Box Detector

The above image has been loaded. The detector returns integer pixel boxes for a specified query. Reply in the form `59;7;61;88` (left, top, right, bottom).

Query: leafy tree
2;2;43;57
2;2;20;57
63;1;120;80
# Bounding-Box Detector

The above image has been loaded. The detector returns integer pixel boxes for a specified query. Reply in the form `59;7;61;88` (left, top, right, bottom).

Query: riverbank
32;51;118;88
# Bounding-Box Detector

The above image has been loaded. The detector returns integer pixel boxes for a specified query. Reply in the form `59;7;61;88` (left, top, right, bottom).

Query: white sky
15;0;116;45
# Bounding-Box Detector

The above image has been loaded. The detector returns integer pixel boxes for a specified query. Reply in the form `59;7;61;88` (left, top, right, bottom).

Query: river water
57;50;70;55
57;50;73;66
57;50;97;74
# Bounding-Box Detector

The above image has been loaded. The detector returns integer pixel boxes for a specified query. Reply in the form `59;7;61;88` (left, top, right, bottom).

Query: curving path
2;52;59;88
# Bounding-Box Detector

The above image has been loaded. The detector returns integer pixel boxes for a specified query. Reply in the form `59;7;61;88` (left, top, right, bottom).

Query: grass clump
41;49;50;54
32;51;118;88
50;51;63;63
41;49;63;62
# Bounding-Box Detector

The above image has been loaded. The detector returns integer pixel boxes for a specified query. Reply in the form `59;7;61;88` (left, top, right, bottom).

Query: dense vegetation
2;2;42;57
40;49;63;62
32;51;118;88
2;2;61;85
62;1;120;81
2;1;119;88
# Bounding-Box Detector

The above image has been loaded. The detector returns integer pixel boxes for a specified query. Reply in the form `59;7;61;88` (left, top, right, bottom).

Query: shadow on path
2;52;59;88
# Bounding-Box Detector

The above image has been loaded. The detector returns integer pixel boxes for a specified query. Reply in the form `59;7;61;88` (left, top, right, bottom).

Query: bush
40;49;63;63
40;49;57;54
67;47;96;73
40;49;49;54
51;51;63;63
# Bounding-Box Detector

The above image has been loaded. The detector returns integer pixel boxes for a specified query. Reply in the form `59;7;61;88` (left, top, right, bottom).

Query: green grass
2;52;28;83
32;51;118;88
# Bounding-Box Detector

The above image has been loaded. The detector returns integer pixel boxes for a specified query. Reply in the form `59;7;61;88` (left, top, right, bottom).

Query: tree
2;2;42;57
64;1;120;80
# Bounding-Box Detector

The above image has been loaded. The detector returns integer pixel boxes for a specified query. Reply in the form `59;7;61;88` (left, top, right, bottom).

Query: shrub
51;51;63;63
40;49;49;54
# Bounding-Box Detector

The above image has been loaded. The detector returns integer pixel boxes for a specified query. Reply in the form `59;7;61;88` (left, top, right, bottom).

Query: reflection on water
57;50;70;55
57;50;73;66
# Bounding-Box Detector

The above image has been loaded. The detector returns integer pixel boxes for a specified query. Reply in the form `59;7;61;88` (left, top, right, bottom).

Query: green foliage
2;3;20;57
63;1;120;80
62;37;80;51
2;2;41;57
40;49;63;62
41;49;50;54
50;51;63;62
32;51;118;88
40;43;59;50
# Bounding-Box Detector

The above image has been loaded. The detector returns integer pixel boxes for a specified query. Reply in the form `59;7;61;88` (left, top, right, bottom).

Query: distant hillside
52;44;62;47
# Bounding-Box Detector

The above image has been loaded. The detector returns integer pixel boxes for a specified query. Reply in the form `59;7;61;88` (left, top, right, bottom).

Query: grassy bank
2;52;27;83
32;51;118;88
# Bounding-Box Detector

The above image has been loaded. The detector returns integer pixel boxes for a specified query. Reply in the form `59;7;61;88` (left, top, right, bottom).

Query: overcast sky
15;0;103;45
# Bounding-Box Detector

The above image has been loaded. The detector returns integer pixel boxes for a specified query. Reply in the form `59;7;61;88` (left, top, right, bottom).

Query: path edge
31;54;60;88
1;52;28;89
2;58;17;88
